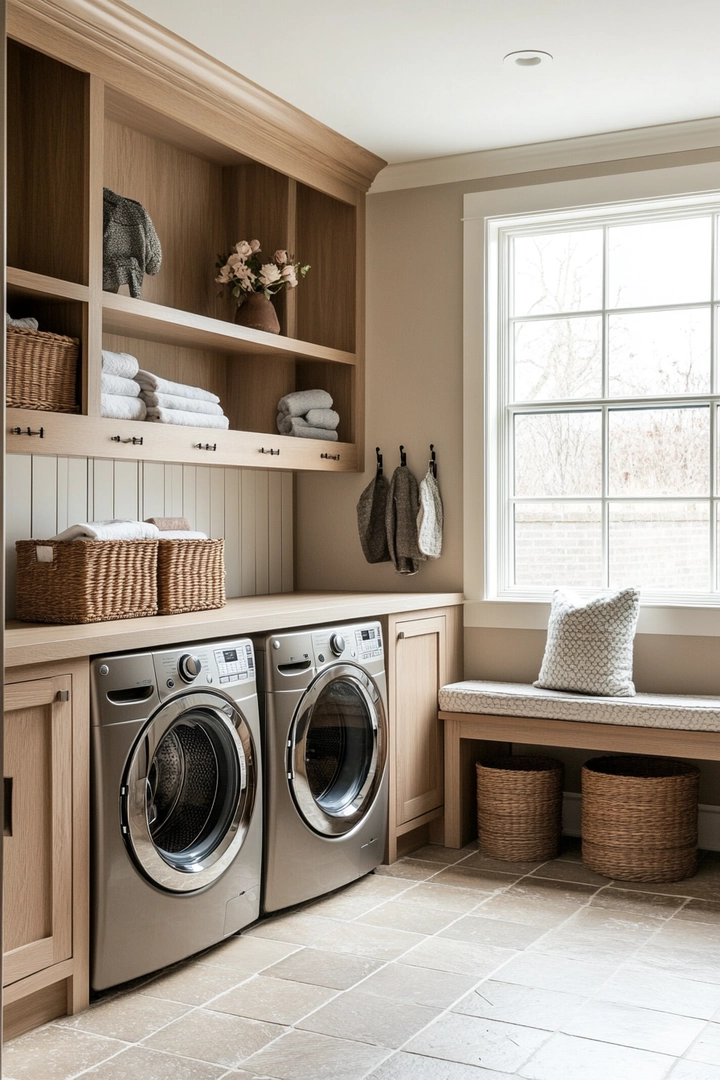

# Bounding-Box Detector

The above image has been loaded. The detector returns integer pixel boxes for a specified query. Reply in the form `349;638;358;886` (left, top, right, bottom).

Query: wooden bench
439;680;720;848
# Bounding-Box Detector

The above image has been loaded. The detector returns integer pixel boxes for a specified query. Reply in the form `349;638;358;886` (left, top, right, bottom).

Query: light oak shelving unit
6;0;385;471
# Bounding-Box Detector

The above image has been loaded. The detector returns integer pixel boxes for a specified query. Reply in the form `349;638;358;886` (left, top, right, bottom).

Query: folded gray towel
101;349;139;379
357;473;391;563
386;465;422;574
305;408;339;430
417;467;443;559
277;389;333;417
6;313;39;330
102;372;141;397
101;394;147;421
141;391;224;416
145;407;229;429
281;415;338;440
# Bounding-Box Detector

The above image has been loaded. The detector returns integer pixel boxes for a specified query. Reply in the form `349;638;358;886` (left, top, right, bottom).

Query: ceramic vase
234;291;280;334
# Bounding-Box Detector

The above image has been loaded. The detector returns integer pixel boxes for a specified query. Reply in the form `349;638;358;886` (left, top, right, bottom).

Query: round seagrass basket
582;755;700;883
476;755;564;861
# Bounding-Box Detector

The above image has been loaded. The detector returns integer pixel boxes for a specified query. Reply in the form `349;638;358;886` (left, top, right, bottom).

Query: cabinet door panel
3;676;73;987
394;616;446;826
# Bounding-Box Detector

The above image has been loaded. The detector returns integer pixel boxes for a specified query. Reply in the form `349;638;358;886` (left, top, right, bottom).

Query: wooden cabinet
6;0;384;472
3;658;89;1041
385;605;463;862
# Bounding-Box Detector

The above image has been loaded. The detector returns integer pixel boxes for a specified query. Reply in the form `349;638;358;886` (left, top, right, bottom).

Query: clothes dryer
255;621;388;913
90;638;262;990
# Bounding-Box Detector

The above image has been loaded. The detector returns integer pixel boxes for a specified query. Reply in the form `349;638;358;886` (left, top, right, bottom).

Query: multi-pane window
490;196;720;601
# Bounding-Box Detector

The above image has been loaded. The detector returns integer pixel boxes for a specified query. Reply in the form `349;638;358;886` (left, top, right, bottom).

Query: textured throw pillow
534;587;640;697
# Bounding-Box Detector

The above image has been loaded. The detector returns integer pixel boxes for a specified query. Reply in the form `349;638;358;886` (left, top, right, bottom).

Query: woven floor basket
582;755;700;883
7;326;80;413
15;539;158;624
157;538;226;615
476;755;564;861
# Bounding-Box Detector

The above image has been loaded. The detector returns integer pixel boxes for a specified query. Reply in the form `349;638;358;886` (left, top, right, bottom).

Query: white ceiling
125;0;720;167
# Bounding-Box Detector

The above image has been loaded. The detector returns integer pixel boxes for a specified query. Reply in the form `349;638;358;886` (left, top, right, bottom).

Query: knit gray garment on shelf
356;472;391;563
103;187;162;299
386;464;423;574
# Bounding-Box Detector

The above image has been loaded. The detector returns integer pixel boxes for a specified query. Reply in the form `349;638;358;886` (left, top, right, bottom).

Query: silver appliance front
258;621;388;914
91;639;262;991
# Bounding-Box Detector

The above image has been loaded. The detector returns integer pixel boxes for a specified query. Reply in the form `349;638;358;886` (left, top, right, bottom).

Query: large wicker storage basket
476;755;564;861
6;326;80;413
582;755;700;883
157;538;226;615
15;539;158;624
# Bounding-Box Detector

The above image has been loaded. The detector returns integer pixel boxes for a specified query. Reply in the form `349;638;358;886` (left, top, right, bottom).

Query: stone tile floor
6;839;720;1079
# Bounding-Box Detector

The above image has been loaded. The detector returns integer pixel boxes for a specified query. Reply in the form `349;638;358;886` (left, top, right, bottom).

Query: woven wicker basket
582;755;700;883
7;326;80;413
476;755;564;861
157;538;226;615
15;539;158;624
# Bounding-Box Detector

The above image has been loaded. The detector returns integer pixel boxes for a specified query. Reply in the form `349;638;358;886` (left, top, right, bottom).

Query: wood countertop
4;592;464;668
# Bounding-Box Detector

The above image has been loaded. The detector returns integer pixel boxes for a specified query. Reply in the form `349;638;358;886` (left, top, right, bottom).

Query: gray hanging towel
386;465;423;575
417;466;443;558
356;472;391;563
103;187;162;299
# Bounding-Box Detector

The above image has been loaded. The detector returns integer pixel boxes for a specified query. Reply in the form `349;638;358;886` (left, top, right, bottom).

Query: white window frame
464;162;720;637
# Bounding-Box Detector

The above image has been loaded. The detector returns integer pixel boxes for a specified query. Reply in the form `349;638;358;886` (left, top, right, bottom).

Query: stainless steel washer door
289;663;386;837
121;690;256;892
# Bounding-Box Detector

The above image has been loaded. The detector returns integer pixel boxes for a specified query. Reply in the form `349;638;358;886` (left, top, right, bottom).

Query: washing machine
255;621;388;913
90;638;262;990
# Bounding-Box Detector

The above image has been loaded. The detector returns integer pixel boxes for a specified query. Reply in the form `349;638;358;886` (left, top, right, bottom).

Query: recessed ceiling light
503;50;553;67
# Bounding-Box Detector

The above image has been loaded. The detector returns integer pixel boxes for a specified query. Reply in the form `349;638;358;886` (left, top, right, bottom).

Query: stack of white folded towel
134;370;229;429
276;389;340;441
101;350;147;421
50;519;208;542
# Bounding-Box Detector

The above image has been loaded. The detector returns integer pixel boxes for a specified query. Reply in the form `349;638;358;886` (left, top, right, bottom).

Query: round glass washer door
289;663;387;837
121;690;256;892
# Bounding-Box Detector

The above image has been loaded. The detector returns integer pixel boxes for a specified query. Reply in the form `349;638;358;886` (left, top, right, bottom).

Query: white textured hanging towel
417;467;443;558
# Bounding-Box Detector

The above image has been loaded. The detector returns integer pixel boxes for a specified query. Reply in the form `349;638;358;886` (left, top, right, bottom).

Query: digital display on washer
214;645;250;683
223;649;238;663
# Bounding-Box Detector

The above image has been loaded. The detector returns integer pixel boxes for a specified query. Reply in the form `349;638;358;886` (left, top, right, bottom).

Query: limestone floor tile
430;866;520;893
561;902;666;934
672;899;720;925
201;933;301;972
590;886;686;918
70;1045;228;1079
561;998;706;1056
652;918;720;950
452;979;586;1030
139;961;246;1006
598;967;720;1019
141;1007;284;1067
357;898;462;935
262;947;384;990
686;1022;720;1064
306;890;390;920
311;920;426;961
404;1011;549;1072
242;1028;389;1080
397;881;487;914
338;873;416;901
245;911;344;946
491;950;616;995
517;1032;673;1080
411;844;478;865
400;935;515;977
296;987;440;1048
374;859;443;881
367;1050;510;1079
211;974;338;1025
360;961;479;1008
616;873;720;901
474;879;597;927
529;861;611;886
1;1026;125;1080
52;992;190;1042
438;914;546;950
632;942;720;986
526;924;653;964
458;850;546;875
670;1061;720;1079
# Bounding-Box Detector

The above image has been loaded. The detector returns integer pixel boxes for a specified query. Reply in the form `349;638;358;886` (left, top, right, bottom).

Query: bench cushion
439;680;720;733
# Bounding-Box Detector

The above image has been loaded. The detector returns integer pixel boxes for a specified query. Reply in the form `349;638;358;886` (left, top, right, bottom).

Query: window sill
465;598;720;637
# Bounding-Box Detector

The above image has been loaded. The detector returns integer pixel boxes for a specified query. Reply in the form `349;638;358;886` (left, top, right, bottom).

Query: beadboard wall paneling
5;454;294;619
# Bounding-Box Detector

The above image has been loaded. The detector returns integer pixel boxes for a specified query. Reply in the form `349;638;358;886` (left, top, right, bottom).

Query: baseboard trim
563;792;720;851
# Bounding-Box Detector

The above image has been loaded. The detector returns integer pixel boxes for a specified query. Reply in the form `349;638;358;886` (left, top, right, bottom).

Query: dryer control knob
178;654;202;682
329;633;346;656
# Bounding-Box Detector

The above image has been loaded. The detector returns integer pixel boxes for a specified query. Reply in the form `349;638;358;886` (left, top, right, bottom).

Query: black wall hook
375;447;383;476
399;445;407;467
430;444;437;479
